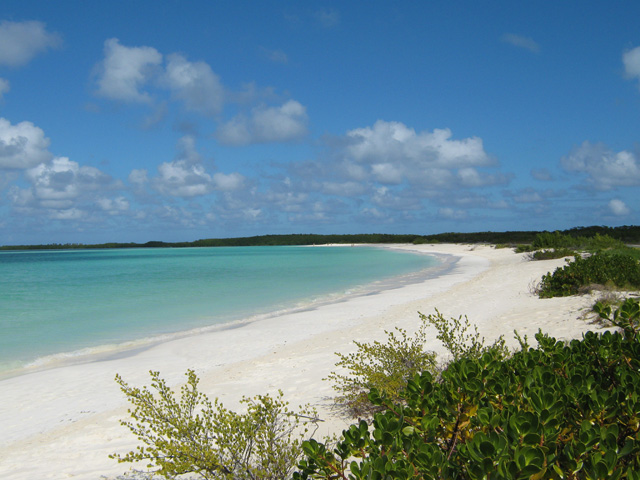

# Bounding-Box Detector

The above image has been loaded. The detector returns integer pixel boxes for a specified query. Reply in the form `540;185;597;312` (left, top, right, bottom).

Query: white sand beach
0;244;606;480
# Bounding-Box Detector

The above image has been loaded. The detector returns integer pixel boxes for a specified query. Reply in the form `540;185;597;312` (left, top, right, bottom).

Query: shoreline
0;245;446;381
0;244;604;480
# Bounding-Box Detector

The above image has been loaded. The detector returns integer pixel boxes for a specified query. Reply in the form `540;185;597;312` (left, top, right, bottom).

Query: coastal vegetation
115;299;640;479
3;225;640;251
297;299;640;480
325;311;507;418
112;371;320;480
537;252;640;298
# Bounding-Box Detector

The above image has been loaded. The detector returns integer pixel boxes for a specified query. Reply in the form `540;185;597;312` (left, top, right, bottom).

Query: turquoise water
0;246;438;375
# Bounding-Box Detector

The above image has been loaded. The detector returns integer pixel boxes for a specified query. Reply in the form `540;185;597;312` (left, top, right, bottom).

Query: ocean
0;245;439;377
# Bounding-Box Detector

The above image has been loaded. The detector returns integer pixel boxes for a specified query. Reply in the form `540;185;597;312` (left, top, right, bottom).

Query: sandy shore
0;244;606;480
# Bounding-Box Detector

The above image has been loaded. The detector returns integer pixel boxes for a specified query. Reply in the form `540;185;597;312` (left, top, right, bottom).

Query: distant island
2;225;640;251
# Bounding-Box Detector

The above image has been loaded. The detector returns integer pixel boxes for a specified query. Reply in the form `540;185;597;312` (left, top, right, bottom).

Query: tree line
2;225;640;251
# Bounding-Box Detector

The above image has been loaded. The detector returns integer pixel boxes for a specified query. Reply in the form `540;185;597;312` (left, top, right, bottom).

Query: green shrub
112;370;319;480
538;252;640;298
325;311;507;418
514;244;534;253
296;300;640;480
325;318;438;418
530;247;575;261
532;231;579;250
586;232;626;251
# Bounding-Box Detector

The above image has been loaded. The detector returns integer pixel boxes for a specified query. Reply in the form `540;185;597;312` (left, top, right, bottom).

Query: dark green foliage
296;300;640;480
4;226;640;251
531;232;626;254
538;252;640;298
532;231;579;250
530;248;575;261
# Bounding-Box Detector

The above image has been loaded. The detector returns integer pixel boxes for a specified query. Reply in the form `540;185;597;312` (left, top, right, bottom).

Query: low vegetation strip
3;225;640;250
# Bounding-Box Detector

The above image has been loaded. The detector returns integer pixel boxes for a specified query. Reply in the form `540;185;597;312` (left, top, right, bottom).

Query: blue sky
1;1;639;244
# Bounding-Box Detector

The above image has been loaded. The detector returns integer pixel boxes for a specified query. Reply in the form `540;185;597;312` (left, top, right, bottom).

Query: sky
0;1;639;245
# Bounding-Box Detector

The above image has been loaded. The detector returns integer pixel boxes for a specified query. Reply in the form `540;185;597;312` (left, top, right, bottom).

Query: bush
325;311;507;418
538;252;640;298
296;300;640;480
529;247;575;261
112;370;319;480
325;318;437;418
532;231;578;250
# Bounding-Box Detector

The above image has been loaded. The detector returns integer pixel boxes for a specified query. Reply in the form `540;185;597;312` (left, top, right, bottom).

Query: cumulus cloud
163;53;224;115
153;136;212;197
97;196;129;215
0;20;61;67
0;117;52;169
327;120;505;192
623;46;640;89
216;100;308;145
128;168;148;186
561;141;640;190
345;121;492;168
154;161;214;197
24;157;115;207
608;199;630;216
95;38;162;103
501;33;540;53
213;172;244;191
10;156;122;221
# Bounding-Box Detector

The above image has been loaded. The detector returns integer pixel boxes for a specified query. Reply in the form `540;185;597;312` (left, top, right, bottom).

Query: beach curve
0;244;604;480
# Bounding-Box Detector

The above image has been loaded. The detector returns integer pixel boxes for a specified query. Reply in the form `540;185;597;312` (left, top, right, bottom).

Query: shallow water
0;246;438;375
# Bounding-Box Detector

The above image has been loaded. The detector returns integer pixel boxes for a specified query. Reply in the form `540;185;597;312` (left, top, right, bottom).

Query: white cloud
561;141;640;190
0;117;52;169
154;160;213;197
608;199;630;216
97;196;129;215
163;54;224;115
24;157;114;206
501;33;540;53
95;38;162;103
152;135;213;197
0;20;61;67
216;100;308;145
49;207;85;220
438;207;467;220
371;163;403;184
345;121;491;168
245;99;307;142
0;78;9;99
213;172;244;191
623;46;640;89
457;167;508;187
128;168;148;185
330;120;504;191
